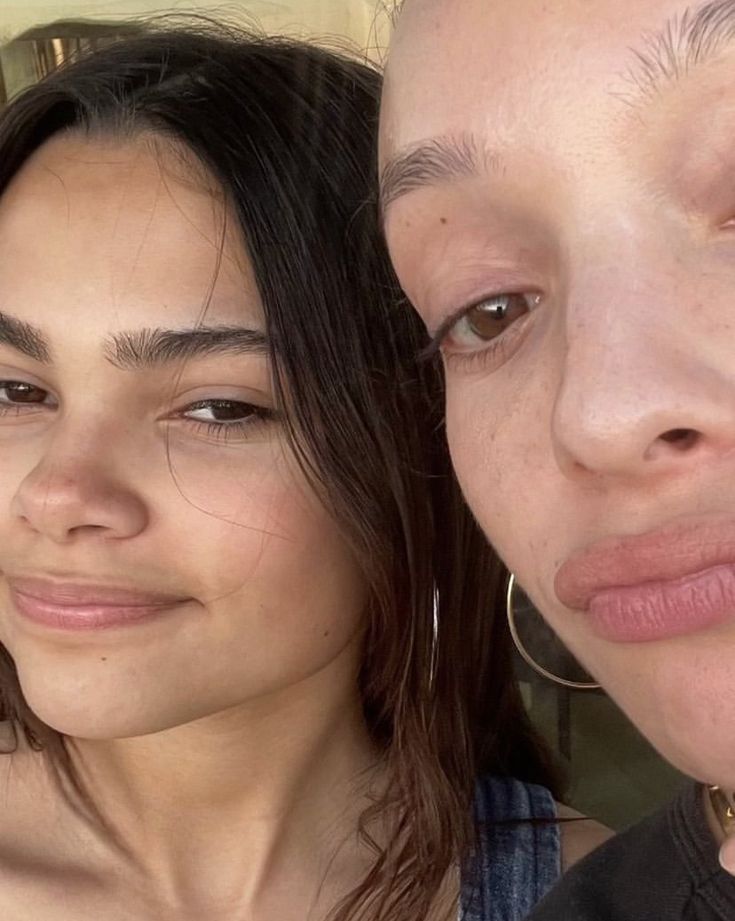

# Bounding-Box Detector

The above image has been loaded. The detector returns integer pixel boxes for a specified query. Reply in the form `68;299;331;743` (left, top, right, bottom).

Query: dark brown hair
0;23;558;921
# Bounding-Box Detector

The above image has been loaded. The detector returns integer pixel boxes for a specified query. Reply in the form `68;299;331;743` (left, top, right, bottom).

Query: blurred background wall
0;1;396;102
1;0;394;40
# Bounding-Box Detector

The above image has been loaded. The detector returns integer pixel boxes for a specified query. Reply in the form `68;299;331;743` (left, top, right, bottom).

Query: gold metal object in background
0;20;142;105
709;785;735;837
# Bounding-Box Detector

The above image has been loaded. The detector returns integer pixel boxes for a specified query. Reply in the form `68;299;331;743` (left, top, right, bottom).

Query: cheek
0;442;35;489
182;446;366;626
165;437;287;524
2;450;368;740
444;376;550;561
0;446;39;545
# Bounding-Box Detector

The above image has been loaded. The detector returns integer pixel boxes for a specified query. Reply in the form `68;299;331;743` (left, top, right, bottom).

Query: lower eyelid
442;340;505;373
184;414;275;444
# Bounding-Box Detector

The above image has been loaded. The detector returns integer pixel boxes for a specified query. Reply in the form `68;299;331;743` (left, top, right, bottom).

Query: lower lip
588;563;735;642
10;590;181;632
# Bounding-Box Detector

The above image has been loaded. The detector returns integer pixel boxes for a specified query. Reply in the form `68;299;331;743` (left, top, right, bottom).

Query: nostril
659;428;699;450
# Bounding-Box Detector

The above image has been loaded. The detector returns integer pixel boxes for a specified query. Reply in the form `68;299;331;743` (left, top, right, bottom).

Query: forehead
0;133;257;330
382;0;707;160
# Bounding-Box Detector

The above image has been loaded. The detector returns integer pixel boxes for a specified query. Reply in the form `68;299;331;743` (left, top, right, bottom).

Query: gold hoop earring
506;574;600;690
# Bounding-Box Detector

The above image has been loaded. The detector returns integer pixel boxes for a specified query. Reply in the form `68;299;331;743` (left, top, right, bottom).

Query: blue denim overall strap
460;775;561;921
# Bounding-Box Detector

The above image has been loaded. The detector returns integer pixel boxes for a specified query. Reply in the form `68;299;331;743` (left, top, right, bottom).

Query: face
383;0;735;786
0;133;367;740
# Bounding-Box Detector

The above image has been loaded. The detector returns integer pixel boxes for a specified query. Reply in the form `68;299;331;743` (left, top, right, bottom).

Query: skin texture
382;0;735;793
0;133;379;920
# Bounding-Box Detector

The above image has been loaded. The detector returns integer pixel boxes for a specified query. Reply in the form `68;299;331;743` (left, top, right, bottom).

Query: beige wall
0;0;395;52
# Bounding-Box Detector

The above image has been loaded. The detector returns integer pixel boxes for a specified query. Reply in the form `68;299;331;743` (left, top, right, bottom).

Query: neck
65;660;383;915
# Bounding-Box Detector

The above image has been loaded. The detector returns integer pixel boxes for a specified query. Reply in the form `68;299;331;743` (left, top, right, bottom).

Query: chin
648;706;735;791
12;658;195;741
600;638;735;792
19;689;164;740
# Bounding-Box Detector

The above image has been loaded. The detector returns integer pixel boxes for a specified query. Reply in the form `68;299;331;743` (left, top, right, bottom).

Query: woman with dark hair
0;24;594;921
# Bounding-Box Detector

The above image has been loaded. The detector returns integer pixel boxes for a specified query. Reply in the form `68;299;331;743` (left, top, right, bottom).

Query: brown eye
462;294;532;341
0;381;49;404
442;293;539;356
183;399;264;424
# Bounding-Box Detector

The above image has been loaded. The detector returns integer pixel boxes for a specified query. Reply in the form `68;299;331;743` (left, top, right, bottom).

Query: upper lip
555;515;735;610
5;576;186;607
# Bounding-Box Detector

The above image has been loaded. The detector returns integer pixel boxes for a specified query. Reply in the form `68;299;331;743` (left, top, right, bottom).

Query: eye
178;398;276;442
183;399;263;425
443;293;540;352
0;380;55;414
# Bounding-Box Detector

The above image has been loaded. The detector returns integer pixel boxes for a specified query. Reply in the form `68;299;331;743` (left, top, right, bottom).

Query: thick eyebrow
0;310;51;363
106;326;269;370
0;310;268;370
626;0;735;101
380;133;487;214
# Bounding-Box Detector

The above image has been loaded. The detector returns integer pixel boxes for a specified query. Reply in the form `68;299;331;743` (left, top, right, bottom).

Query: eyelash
442;337;511;373
0;383;276;442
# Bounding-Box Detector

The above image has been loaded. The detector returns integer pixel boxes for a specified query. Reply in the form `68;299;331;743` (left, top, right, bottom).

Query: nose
11;435;148;544
551;273;735;482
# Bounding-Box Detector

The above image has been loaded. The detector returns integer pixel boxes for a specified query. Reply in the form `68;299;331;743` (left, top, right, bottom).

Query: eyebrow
380;133;489;214
0;310;268;369
619;0;735;101
0;311;50;363
106;326;269;370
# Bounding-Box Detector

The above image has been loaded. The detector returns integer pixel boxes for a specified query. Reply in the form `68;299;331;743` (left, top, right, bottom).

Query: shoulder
466;776;561;919
556;802;614;872
472;776;612;868
528;790;696;921
472;780;614;876
473;774;558;821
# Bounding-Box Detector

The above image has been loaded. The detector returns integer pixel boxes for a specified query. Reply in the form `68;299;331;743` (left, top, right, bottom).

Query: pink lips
555;518;735;642
7;577;187;631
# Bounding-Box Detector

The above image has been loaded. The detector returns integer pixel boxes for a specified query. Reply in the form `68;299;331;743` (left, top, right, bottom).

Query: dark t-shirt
528;784;735;920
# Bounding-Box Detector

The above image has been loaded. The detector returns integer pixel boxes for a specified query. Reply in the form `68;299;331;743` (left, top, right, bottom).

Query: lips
556;518;735;609
555;517;735;642
7;577;183;607
5;576;189;631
